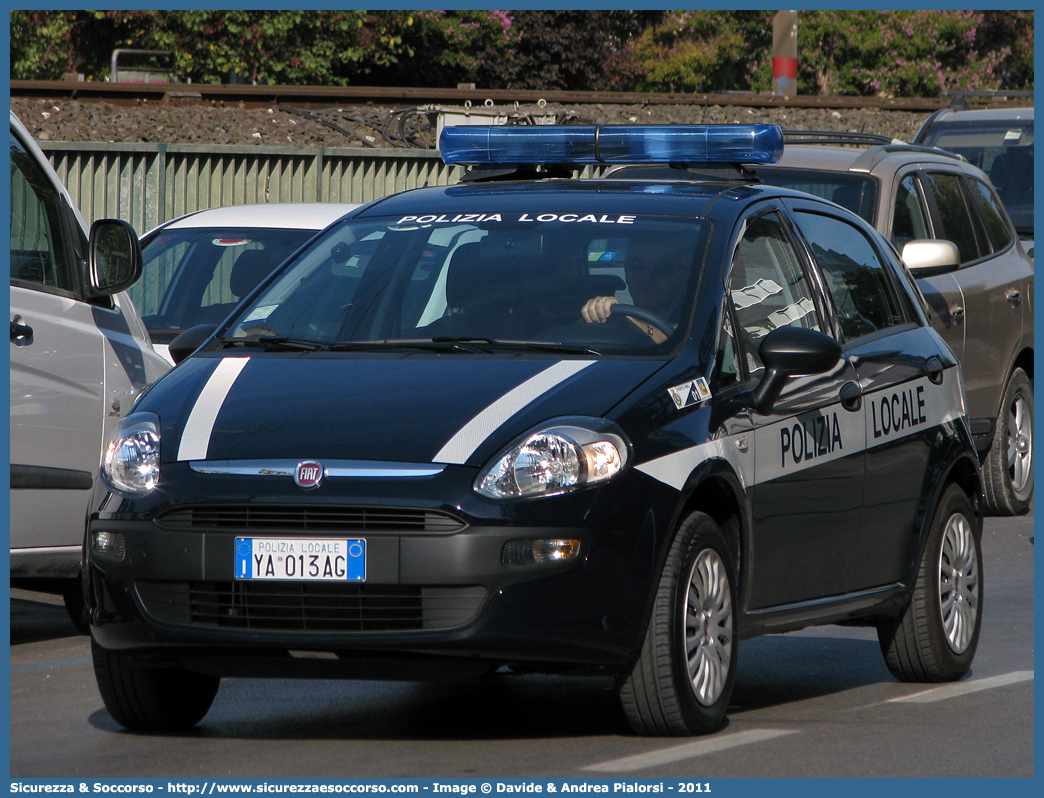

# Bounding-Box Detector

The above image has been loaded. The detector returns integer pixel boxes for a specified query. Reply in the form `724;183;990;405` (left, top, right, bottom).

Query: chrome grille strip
190;460;445;478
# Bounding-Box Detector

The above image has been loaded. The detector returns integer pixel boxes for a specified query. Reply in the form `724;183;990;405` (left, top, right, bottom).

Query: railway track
13;79;1022;113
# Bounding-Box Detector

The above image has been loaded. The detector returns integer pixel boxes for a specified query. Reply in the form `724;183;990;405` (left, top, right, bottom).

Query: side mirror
901;239;960;275
169;324;219;365
751;326;842;415
86;219;143;297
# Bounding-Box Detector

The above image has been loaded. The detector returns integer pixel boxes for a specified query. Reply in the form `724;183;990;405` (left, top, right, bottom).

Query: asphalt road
9;512;1034;779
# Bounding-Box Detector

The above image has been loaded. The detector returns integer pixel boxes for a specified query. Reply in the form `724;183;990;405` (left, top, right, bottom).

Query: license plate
234;537;365;582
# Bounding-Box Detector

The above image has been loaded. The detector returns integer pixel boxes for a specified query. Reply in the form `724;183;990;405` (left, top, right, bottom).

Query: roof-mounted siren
439;124;785;167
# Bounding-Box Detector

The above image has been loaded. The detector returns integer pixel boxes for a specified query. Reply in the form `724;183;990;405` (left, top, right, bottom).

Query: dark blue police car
85;125;984;736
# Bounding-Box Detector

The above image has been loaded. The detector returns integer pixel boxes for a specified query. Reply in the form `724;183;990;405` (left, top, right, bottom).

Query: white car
10;110;170;626
135;203;359;363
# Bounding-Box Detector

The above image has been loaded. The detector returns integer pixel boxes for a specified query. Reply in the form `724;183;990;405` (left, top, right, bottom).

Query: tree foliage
9;9;1034;96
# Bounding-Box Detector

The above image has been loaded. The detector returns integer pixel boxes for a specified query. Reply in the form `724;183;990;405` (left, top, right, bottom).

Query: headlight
102;413;161;495
475;420;629;500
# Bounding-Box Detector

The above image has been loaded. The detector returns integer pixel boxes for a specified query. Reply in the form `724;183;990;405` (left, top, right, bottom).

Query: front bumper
86;462;679;676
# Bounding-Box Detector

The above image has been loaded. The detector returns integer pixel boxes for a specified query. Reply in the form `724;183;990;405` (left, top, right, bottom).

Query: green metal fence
40;142;466;233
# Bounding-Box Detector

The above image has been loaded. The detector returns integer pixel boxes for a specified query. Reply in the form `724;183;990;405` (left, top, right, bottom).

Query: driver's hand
581;296;619;324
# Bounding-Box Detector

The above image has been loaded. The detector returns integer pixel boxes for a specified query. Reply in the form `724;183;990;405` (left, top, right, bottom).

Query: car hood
143;354;668;467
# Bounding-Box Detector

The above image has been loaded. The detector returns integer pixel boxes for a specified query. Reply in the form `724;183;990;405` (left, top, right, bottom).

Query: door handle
1007;289;1022;307
839;381;862;412
949;305;965;325
10;317;33;345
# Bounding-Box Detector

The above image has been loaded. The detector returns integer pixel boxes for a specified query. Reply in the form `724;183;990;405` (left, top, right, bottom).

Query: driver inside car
580;238;689;344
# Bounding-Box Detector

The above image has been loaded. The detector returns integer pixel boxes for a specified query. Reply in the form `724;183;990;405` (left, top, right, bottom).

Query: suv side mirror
169;324;220;365
86;219;143;297
901;239;960;275
752;327;842;415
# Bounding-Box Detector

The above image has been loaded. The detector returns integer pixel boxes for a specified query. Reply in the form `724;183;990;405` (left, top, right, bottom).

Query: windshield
918;122;1033;236
754;168;878;224
134;227;317;340
223;213;710;356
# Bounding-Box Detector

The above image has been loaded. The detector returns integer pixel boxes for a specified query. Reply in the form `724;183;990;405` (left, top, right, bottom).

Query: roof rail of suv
779;130;966;171
943;89;1035;111
782;130;896;147
848;143;966;172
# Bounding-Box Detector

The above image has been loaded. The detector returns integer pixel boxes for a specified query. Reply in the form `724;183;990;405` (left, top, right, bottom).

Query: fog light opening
501;538;580;567
91;530;126;562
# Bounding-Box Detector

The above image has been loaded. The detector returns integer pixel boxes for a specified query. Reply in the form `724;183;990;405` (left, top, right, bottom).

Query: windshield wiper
218;335;327;352
328;338;481;353
432;337;602;355
328;337;600;355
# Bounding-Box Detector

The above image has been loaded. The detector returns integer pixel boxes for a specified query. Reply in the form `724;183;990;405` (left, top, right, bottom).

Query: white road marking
177;357;251;461
586;671;1033;773
433;360;595;464
10;655;92;673
885;670;1034;704
583;729;797;773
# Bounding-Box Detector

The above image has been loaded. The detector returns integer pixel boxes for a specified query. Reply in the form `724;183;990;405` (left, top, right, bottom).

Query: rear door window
793;211;906;342
966;177;1014;253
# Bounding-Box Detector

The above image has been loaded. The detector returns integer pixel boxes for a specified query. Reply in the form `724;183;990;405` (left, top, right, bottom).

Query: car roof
156;202;360;232
926;106;1033;125
357;178;789;222
771;142;977;175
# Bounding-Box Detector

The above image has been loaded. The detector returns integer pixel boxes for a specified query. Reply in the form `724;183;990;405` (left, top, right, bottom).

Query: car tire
92;638;219;730
877;483;982;682
619;511;737;735
61;575;89;635
983;368;1033;516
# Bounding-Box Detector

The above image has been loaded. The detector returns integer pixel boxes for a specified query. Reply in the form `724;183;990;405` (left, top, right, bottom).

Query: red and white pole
772;10;798;97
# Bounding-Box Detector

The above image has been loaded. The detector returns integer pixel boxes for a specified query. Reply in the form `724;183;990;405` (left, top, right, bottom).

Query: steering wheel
611;303;676;338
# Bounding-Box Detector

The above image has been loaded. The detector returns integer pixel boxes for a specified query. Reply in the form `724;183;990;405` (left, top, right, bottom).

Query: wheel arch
674;459;749;600
942;452;985;525
883;447;984;622
1012;344;1033;384
915;450;984;558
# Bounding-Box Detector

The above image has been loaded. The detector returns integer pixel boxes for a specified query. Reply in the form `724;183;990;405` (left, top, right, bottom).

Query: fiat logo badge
294;461;325;489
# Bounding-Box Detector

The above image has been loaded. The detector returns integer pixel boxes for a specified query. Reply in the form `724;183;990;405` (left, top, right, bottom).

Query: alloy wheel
938;512;980;654
1006;392;1032;497
684;548;734;706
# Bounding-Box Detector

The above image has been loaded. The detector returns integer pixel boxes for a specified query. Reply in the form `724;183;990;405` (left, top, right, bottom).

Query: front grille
136;580;486;633
155;505;466;534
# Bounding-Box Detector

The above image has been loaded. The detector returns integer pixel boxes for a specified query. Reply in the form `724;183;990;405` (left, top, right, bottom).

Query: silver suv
754;134;1034;515
913;105;1033;257
609;133;1033;514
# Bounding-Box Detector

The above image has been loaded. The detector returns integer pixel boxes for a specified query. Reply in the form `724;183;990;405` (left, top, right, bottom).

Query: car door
9;123;106;560
932;174;1029;426
789;200;950;589
894;169;1030;444
724;207;866;609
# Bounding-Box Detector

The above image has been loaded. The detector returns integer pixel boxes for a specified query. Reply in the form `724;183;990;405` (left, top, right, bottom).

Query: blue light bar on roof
439;124;784;166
